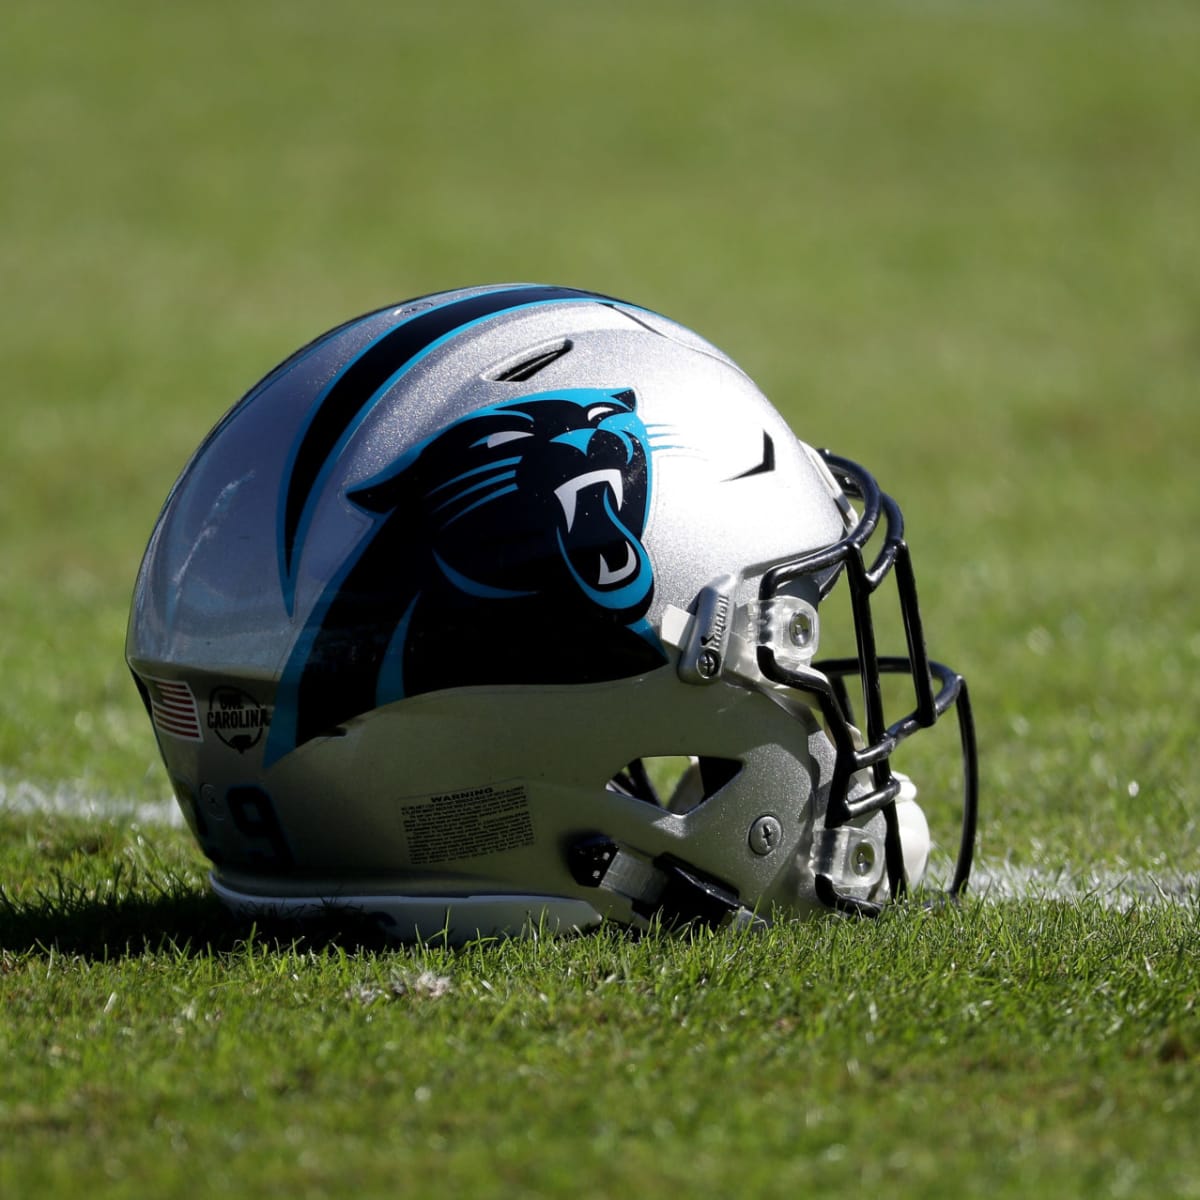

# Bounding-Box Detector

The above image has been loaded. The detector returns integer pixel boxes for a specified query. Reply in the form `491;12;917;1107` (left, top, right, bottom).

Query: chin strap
568;836;765;933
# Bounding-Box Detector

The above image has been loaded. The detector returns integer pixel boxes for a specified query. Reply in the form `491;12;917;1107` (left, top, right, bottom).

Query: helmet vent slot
609;755;742;814
486;339;574;382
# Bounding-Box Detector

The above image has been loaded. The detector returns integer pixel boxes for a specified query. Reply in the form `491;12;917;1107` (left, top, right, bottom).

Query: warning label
400;782;534;866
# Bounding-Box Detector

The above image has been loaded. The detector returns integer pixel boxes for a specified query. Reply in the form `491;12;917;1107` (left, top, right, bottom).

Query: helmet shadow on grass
0;880;414;960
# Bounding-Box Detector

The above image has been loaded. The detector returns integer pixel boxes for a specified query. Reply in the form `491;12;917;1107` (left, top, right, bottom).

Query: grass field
2;1;1198;1196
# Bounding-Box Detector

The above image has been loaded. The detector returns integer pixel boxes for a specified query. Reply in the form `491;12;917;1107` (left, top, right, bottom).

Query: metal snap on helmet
127;284;977;942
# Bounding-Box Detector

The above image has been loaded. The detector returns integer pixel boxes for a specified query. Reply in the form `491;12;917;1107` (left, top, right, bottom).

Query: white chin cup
894;772;931;886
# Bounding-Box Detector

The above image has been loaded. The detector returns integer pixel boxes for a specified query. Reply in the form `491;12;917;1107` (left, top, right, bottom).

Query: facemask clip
675;574;738;685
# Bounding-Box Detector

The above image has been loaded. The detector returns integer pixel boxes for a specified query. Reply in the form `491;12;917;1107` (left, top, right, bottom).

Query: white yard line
965;861;1198;907
0;776;185;828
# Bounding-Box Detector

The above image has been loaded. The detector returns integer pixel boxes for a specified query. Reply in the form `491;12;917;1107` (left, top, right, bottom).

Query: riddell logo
699;592;730;649
207;687;271;754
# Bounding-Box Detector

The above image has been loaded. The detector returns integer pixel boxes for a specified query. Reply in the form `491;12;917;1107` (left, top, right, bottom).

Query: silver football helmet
127;284;977;941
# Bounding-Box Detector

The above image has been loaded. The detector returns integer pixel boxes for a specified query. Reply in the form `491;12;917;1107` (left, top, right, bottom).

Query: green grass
2;818;1198;1198
2;0;1199;1195
2;813;1198;1198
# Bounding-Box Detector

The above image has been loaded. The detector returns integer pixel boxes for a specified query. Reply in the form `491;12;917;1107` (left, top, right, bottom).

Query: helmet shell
128;284;943;940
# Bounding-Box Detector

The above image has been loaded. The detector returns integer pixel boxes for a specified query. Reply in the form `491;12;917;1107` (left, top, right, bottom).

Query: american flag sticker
143;676;204;742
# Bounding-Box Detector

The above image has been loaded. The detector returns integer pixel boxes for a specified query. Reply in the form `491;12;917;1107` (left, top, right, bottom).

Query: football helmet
127;284;977;942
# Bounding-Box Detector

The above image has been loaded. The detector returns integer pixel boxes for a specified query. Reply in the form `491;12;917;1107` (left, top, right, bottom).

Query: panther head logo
267;387;667;760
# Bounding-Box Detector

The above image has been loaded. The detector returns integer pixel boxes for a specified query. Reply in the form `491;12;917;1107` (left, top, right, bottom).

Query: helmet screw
748;815;783;856
200;783;225;822
852;841;876;877
788;609;814;648
696;649;720;678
